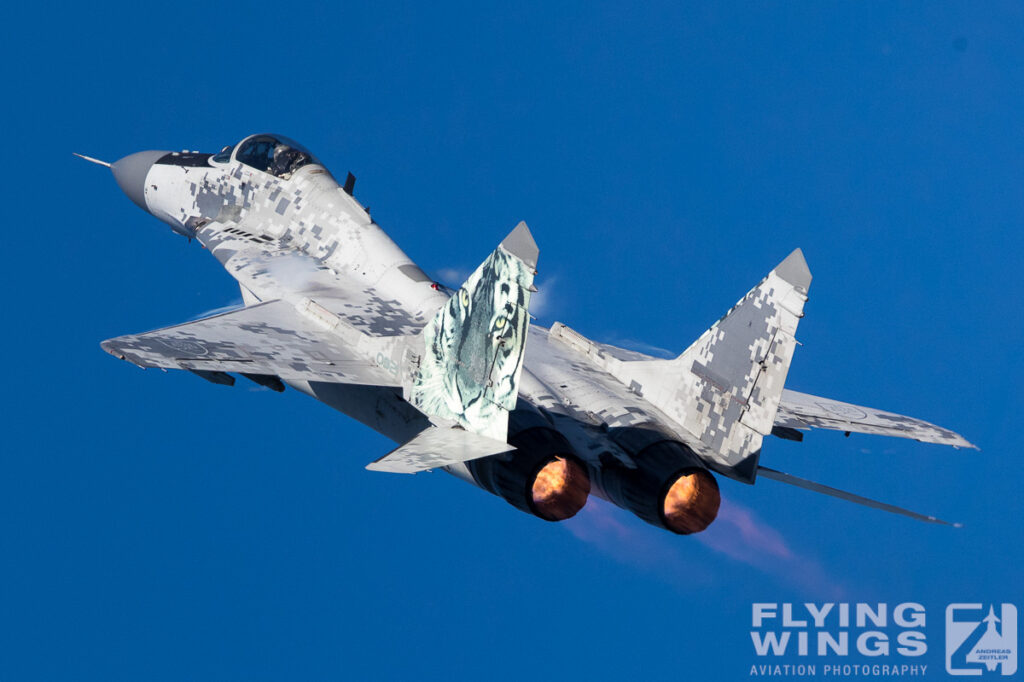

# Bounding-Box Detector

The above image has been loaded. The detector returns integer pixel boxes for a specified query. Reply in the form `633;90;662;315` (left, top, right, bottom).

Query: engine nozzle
531;456;591;521
662;468;720;534
596;425;722;534
466;424;591;522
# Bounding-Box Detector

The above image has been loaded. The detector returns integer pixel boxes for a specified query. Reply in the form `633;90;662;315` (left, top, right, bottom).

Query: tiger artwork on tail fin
407;222;537;440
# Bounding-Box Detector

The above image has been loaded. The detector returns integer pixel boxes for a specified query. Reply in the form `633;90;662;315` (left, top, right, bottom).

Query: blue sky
3;2;1022;680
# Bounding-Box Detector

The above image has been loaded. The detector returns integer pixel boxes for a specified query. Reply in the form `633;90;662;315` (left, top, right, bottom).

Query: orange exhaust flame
531;457;591;521
662;469;721;534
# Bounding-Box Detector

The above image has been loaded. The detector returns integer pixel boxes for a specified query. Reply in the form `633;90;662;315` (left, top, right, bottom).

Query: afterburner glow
662;469;720;534
531;457;590;521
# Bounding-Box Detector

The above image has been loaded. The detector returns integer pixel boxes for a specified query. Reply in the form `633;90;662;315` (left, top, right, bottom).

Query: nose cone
111;150;167;211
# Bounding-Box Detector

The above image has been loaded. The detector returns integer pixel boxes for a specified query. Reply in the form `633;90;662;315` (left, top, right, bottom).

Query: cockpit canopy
214;134;323;179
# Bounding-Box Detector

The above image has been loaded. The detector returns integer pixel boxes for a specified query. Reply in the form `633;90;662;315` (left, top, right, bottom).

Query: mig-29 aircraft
77;134;976;535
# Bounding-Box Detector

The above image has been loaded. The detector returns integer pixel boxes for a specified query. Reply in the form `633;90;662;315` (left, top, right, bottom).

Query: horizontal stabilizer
367;427;515;474
758;466;960;526
774;389;977;449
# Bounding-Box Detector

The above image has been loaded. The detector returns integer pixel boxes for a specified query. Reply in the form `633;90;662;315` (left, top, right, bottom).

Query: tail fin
612;249;811;477
406;222;538;440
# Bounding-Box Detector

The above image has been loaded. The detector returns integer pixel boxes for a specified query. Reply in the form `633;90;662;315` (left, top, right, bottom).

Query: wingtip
775;248;812;290
500;221;539;270
948;434;980;451
365;461;405;473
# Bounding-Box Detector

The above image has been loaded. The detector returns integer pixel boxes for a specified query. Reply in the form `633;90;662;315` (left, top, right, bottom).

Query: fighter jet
77;134;976;534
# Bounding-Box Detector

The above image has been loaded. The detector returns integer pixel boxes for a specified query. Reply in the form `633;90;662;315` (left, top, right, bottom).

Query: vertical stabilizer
611;250;811;477
406;222;538;440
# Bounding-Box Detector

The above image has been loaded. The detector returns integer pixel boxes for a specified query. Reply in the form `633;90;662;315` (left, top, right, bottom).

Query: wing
775;389;977;449
101;299;401;386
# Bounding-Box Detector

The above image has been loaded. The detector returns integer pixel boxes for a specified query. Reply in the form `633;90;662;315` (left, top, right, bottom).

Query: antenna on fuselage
343;172;356;196
73;153;112;168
